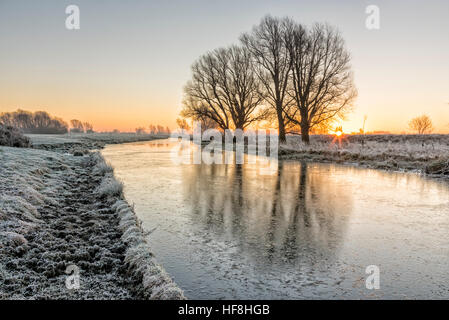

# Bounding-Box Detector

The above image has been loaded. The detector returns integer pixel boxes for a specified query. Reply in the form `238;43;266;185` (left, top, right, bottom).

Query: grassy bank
27;132;170;154
280;134;449;177
0;136;184;299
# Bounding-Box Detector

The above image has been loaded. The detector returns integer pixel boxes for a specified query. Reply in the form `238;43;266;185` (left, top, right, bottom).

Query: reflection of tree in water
182;161;352;267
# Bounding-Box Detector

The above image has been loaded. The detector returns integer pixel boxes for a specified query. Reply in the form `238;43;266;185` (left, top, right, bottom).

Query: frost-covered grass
112;200;185;299
0;146;70;298
0;146;67;234
93;153;185;299
27;132;168;146
1;145;184;299
96;177;124;197
27;133;168;157
0;125;31;148
281;134;449;174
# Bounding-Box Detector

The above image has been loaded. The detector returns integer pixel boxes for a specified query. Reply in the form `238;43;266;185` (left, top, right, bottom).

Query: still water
102;139;449;299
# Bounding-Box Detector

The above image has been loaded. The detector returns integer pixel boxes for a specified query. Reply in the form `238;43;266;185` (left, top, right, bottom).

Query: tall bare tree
285;23;357;143
240;15;294;143
409;115;433;134
182;45;269;130
70;119;84;133
83;122;94;133
176;118;190;134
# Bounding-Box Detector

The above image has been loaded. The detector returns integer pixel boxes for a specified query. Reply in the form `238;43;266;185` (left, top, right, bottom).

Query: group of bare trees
69;119;94;133
135;124;171;135
0;110;97;134
148;124;171;135
0;110;68;134
180;16;357;143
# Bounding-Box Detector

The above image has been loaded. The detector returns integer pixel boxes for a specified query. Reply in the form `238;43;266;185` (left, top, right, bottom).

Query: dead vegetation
425;158;449;175
0;125;31;148
281;134;449;175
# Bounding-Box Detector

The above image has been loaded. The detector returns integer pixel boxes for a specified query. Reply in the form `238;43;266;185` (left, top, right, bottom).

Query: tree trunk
300;123;310;144
276;105;286;143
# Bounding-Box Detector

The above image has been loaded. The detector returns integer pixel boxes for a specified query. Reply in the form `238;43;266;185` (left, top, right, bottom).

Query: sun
335;130;343;137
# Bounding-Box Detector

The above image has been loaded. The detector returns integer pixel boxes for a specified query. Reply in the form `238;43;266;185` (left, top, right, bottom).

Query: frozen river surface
102;139;449;299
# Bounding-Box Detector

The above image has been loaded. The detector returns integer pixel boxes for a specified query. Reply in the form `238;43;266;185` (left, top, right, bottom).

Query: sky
0;0;448;133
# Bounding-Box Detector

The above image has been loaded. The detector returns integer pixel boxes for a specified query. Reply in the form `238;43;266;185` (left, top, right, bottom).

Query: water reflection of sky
102;139;449;299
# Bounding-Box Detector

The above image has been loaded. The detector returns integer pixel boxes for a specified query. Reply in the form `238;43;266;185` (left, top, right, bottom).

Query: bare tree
285;23;357;144
176;118;190;134
33;111;51;129
309;119;334;134
135;127;146;135
83;122;94;133
180;108;219;133
70;119;84;133
182;45;269;130
409;115;433;134
241;15;294;143
14;110;34;130
155;125;163;134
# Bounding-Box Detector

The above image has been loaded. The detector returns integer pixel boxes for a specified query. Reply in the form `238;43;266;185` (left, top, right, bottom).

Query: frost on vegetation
282;134;449;172
92;155;184;299
0;262;10;280
0;231;28;247
284;134;449;158
0;195;40;223
0;146;68;239
425;158;449;175
96;177;124;197
91;152;125;198
142;266;185;300
0;125;31;148
93;158;114;176
111;200;185;300
1;144;182;299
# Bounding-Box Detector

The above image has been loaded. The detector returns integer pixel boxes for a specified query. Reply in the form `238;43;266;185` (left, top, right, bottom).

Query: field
27;133;169;154
281;134;449;176
0;137;183;299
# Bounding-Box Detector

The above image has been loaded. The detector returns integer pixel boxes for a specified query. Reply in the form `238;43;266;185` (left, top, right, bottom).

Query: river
102;139;449;299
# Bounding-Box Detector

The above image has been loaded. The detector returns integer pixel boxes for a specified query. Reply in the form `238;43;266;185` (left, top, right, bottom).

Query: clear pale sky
1;0;448;133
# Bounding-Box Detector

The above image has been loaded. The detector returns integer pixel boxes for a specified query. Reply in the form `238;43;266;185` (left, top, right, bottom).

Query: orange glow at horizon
1;1;449;135
0;83;182;132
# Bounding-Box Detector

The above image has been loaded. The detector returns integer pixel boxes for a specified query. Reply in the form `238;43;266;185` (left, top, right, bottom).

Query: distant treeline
135;124;171;135
69;119;94;133
0;110;68;134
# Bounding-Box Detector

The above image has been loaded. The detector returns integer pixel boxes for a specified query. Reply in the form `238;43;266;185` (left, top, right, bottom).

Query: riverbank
0;135;184;299
194;133;449;178
27;132;170;155
279;134;449;178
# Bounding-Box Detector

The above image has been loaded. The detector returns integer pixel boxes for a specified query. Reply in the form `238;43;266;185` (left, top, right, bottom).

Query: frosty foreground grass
0;146;72;298
94;153;185;299
0;145;184;299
